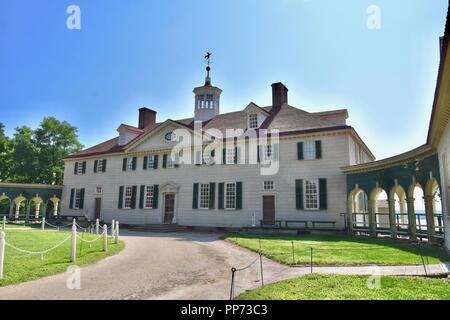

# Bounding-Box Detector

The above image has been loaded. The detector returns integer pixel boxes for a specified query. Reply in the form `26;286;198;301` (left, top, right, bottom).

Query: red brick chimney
138;107;156;129
271;82;288;108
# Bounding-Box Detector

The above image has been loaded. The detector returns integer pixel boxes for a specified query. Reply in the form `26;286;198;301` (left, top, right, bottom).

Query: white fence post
115;221;119;244
103;224;108;252
2;216;5;230
0;232;5;280
95;219;99;234
41;217;45;231
111;219;115;240
72;218;76;227
70;224;77;263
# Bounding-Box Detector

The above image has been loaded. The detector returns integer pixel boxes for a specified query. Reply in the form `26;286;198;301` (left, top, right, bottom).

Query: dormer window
249;113;258;129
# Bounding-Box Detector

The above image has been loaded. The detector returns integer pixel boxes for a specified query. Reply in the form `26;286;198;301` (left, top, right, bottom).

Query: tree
34;117;83;185
0;123;12;182
9;126;40;183
0;118;83;185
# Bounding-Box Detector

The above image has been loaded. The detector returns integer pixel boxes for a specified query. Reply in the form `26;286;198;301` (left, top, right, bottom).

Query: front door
164;194;175;224
262;195;275;225
94;198;102;220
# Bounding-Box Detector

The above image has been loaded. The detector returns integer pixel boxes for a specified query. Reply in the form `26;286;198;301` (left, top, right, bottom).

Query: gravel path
0;230;448;300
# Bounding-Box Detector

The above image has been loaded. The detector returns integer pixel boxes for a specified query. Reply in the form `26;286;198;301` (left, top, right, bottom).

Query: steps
128;224;187;233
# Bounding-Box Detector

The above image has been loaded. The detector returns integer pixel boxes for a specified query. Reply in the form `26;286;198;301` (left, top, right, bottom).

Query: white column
70;224;77;262
103;224;108;252
95;219;99;234
0;232;5;279
115;221;119;244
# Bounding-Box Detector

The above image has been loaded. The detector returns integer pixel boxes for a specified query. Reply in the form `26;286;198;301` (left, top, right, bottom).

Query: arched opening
426;178;444;237
30;196;44;221
12;197;27;220
410;185;426;235
370;188;390;232
390;185;408;234
45;197;60;219
349;188;369;230
0;195;11;217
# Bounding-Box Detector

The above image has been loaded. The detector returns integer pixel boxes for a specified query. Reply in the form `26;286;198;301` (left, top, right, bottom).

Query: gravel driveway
0;230;447;300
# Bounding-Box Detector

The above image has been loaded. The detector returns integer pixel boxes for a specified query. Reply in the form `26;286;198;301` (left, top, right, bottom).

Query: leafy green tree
10;126;40;183
34;117;83;185
0;123;12;182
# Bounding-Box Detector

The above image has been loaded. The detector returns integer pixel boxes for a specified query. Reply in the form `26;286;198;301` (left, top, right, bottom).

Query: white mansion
62;68;374;228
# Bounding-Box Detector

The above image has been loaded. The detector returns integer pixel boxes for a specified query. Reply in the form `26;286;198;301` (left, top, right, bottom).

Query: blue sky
0;0;448;160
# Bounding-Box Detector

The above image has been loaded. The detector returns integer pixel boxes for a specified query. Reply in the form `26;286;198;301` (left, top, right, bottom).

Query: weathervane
204;52;212;67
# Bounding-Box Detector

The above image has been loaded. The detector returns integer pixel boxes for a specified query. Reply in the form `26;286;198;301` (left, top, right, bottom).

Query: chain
5;235;72;255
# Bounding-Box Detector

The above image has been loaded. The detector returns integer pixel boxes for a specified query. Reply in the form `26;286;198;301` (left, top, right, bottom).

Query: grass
0;229;125;287
239;274;450;300
224;233;450;266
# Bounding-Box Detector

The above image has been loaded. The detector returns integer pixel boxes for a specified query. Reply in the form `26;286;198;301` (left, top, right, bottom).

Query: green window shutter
69;189;75;209
102;159;107;172
79;188;85;209
163;154;167;168
74;162;78;175
257;146;261;163
296;179;304;210
118;186;124;209
297;142;304;160
94;160;98;173
153;155;159;169
132;157;137;171
236;182;243;210
131;186;137;209
209;183;216;209
218;183;224;209
153;185;159;209
319;178;327;210
143;156;148;170
192;183;199;209
82;162;87;174
315;141;322;159
122;158;127;171
139;185;145;209
222;148;226;165
234;147;238;164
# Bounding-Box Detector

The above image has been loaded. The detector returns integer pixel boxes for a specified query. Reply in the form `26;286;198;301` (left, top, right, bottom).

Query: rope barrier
5;235;71;255
76;233;104;244
45;221;72;229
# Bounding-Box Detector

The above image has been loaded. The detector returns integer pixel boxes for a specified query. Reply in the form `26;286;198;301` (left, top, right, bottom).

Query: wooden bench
310;220;336;229
285;220;309;229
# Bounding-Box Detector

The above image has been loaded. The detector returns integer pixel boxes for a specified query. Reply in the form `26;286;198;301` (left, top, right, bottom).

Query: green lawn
225;233;450;266
0;229;125;286
239;274;450;300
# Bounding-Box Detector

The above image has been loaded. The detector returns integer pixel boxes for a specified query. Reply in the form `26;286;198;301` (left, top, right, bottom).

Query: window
76;163;84;175
249;113;258;129
304;141;316;160
126;158;134;171
226;148;235;165
123;186;133;209
74;189;82;209
95;186;103;195
144;186;154;209
263;181;274;190
304;180;319;210
206;94;214;109
96;160;103;173
225;183;236;209
198;95;205;109
202;152;211;165
166;155;175;168
263;145;273;162
199;184;210;209
147;156;156;169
